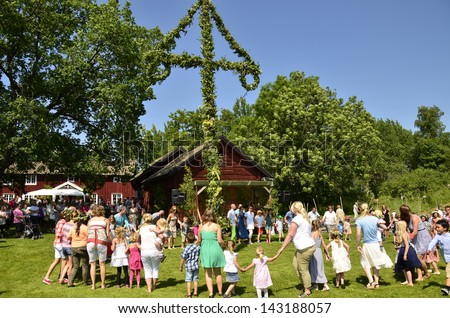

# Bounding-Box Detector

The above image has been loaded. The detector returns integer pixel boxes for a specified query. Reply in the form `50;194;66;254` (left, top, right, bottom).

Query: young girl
111;226;129;288
223;240;244;298
394;220;423;286
326;231;351;289
126;231;142;288
343;217;352;241
310;219;331;291
242;246;277;298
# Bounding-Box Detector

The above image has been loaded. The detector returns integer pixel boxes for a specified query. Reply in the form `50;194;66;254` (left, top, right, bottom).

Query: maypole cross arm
146;0;261;212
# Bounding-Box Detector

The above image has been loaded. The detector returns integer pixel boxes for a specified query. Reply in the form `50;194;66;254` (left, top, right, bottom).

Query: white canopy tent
24;181;85;201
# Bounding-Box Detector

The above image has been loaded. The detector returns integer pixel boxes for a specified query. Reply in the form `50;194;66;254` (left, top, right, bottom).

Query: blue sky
124;0;450;132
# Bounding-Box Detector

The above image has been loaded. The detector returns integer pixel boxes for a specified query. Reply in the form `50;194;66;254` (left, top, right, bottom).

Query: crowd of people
2;196;450;298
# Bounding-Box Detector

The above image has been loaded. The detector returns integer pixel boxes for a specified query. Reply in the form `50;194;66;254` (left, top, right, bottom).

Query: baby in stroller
22;214;43;239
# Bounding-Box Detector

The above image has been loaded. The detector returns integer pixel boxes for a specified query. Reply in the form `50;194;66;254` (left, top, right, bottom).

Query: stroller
22;215;43;240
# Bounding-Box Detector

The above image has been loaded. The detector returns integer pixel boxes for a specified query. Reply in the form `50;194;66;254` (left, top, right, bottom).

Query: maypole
147;0;261;214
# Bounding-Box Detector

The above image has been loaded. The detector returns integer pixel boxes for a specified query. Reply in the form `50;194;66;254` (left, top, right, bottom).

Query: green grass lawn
0;227;447;298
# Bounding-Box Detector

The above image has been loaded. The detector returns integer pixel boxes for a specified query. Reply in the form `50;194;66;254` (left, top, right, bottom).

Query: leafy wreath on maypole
145;0;261;214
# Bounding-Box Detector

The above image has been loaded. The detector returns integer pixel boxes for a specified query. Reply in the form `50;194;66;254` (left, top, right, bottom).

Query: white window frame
91;193;98;204
2;193;15;202
25;174;37;185
111;193;122;205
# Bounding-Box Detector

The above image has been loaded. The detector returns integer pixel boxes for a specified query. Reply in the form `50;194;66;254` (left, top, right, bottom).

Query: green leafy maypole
147;0;261;213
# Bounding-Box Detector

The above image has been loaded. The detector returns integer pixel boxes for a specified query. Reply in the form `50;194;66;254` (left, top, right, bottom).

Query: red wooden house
131;136;274;216
1;169;135;205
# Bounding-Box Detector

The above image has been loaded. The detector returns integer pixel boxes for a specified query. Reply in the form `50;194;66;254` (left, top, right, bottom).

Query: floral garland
147;0;261;212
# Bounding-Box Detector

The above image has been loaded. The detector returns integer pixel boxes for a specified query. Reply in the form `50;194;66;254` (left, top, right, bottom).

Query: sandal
193;293;198;297
366;282;375;289
373;284;379;289
298;292;311;298
186;295;192;298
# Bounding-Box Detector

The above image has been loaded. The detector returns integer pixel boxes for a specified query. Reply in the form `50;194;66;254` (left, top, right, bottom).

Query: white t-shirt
292;214;315;250
224;250;238;273
245;211;255;229
323;211;336;226
227;209;236;226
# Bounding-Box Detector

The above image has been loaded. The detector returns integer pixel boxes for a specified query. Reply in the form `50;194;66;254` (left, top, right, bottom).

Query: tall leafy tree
230;71;380;204
0;0;165;185
412;106;449;170
370;119;415;196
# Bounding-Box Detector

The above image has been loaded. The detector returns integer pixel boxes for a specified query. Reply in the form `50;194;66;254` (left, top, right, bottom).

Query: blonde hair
202;208;216;223
156;218;168;230
358;203;370;219
373;209;382;218
291;201;309;222
91;205;105;217
114;226;126;240
142;213;153;225
256;246;265;259
395;220;407;239
129;231;139;243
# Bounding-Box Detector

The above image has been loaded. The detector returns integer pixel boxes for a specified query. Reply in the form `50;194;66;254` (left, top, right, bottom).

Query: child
343;217;352;241
109;214;116;239
254;210;265;243
179;216;191;248
426;219;450;295
394;220;422;287
192;220;199;241
126;231;142;288
337;220;344;235
110;226;129;288
275;215;284;242
242;246;277;298
223;240;244;298
156;218;169;262
424;215;440;274
326;231;351;289
179;232;201;297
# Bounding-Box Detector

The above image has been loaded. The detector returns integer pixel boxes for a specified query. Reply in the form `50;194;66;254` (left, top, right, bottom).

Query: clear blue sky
123;0;450;132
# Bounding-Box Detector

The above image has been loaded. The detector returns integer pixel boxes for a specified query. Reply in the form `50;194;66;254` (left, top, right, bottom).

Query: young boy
180;232;201;297
179;216;191;248
426;219;450;295
275;215;284;242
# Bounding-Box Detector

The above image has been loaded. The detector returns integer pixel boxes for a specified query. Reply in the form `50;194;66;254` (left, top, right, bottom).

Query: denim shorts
226;271;240;283
62;247;73;257
185;269;199;282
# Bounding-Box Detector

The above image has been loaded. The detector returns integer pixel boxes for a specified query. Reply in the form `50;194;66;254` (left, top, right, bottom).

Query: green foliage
230;71;380;204
179;166;196;217
0;0;165;181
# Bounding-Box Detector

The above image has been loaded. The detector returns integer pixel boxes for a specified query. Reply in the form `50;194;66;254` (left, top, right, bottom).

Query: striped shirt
62;222;75;248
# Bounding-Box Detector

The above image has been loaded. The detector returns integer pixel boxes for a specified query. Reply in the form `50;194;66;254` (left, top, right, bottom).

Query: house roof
140;136;273;185
130;147;187;185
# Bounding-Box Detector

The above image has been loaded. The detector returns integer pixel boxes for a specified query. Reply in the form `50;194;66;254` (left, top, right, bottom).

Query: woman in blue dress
237;206;248;243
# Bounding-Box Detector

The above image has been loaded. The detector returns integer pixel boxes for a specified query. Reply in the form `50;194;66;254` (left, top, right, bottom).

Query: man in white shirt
353;202;359;218
227;203;237;241
322;205;336;240
308;207;320;222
